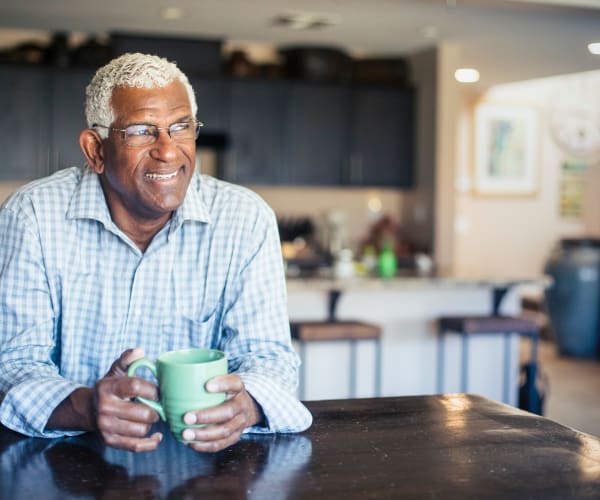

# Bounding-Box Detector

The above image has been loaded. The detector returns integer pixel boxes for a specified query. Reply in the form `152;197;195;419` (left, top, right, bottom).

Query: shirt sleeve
219;204;312;434
0;202;84;438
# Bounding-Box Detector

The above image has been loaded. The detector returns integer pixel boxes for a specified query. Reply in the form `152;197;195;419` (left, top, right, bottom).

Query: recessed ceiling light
160;7;184;21
421;25;439;39
454;68;480;83
588;42;600;55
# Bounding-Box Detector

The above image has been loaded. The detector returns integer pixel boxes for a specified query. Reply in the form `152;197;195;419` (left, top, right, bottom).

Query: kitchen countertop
286;272;548;292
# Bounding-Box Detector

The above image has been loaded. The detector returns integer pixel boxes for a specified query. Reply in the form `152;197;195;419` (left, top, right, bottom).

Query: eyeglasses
93;120;203;147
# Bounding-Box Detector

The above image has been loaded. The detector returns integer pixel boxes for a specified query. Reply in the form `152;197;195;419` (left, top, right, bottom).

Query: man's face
98;81;196;225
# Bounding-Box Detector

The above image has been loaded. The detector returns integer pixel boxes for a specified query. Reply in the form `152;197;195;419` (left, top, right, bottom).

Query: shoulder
1;167;83;215
196;175;276;224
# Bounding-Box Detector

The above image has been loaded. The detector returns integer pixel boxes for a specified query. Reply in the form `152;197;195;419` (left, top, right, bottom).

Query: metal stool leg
350;339;357;398
461;334;469;393
374;337;382;397
503;332;511;404
437;331;445;393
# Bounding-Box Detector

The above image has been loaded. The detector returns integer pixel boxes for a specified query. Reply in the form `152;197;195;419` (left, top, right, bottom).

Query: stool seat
439;315;539;335
291;321;382;341
437;314;540;411
290;319;382;399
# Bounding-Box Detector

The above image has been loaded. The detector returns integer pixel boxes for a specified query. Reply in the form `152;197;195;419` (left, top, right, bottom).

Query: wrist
46;387;96;432
248;394;266;428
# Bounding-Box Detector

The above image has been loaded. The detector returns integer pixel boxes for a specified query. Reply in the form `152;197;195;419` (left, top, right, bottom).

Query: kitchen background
0;0;599;433
0;2;598;279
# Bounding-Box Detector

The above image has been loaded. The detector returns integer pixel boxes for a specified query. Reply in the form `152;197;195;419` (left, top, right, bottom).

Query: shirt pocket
159;307;220;353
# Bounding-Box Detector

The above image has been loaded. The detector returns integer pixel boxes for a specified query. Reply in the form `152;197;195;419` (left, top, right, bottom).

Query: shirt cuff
238;371;313;434
0;377;86;438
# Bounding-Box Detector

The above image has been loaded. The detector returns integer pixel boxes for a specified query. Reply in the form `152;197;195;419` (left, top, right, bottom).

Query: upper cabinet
348;86;415;187
223;80;286;184
0;63;416;188
50;68;94;172
190;77;227;132
282;82;350;186
0;66;51;181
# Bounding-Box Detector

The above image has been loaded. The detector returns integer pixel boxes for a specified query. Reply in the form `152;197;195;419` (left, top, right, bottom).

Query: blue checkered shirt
0;166;312;438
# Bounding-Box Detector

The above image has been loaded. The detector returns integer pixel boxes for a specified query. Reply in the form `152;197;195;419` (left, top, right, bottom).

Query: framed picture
474;103;538;195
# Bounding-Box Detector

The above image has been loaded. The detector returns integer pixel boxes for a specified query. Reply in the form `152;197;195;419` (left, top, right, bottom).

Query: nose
149;128;179;161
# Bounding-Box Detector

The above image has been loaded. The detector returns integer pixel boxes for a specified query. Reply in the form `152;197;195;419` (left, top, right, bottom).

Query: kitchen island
287;274;545;405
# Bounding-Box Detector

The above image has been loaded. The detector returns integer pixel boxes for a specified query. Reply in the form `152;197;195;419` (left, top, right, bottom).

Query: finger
181;415;245;449
107;347;145;376
185;427;242;453
102;431;162;453
205;374;244;394
96;378;160;424
183;396;241;427
100;376;159;402
97;409;158;437
98;396;160;423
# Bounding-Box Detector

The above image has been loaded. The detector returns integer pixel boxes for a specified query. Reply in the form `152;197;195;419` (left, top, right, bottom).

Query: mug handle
127;358;166;421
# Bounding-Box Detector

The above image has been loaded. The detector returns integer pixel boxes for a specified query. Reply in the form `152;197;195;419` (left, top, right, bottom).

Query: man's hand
47;347;162;452
180;374;263;453
94;347;162;452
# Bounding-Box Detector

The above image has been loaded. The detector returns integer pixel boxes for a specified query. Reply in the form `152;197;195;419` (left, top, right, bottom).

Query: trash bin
544;238;600;358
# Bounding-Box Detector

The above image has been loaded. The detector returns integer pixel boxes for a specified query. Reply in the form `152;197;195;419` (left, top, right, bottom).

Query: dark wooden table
1;394;599;499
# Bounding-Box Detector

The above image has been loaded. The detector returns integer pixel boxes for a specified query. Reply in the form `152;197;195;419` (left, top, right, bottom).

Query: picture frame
473;103;538;196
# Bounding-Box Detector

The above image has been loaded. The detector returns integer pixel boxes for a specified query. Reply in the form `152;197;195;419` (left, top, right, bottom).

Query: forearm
45;387;96;432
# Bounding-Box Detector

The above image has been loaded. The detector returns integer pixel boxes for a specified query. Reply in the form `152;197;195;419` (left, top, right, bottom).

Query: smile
145;171;178;180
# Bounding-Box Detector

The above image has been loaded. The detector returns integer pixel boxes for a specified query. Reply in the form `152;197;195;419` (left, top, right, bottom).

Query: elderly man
0;53;312;452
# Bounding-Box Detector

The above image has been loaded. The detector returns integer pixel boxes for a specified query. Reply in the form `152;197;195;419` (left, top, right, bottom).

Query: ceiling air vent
271;11;342;30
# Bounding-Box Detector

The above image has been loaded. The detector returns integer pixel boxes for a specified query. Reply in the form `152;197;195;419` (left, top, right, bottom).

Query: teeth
145;171;178;180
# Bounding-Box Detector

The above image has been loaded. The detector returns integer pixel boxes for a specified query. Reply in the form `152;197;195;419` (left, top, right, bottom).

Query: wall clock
549;105;600;159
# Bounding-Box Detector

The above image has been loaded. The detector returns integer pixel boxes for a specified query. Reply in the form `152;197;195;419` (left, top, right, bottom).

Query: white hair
85;52;198;138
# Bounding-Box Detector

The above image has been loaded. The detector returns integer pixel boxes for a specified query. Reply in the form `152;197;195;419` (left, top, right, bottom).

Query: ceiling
0;0;599;88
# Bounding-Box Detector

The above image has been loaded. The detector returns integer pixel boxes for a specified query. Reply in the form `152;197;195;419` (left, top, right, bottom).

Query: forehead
110;81;192;123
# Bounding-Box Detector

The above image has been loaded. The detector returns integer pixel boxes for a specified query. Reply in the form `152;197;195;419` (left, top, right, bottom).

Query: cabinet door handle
349;153;363;184
228;150;238;181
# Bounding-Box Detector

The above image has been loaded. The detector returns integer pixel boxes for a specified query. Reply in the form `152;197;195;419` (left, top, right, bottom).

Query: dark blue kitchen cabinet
189;77;227;132
50;68;94;173
348;86;415;187
0;66;51;180
223;79;286;184
282;82;350;185
1;62;416;188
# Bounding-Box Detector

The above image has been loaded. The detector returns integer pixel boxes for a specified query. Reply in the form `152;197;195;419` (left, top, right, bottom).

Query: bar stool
436;315;540;409
290;289;382;399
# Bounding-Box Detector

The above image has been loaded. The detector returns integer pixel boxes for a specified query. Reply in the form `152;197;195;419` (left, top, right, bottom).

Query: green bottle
377;243;397;279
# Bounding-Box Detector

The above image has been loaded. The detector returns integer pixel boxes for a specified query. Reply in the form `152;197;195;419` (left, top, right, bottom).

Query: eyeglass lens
123;122;200;146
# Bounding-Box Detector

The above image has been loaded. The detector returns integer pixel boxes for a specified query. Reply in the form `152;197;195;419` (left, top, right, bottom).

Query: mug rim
158;348;226;365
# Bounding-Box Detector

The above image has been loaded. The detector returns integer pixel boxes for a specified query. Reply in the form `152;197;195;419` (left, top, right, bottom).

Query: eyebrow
124;116;196;127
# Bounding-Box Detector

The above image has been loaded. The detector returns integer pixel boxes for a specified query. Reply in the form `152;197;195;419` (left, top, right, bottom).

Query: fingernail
183;413;196;425
182;429;195;441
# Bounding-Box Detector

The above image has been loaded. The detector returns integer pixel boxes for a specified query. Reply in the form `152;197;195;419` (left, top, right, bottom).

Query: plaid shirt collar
66;167;211;231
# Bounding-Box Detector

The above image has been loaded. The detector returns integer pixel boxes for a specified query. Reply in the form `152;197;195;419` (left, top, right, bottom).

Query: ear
79;129;105;174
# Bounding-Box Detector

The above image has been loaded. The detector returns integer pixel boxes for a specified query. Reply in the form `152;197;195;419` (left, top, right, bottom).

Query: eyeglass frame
92;119;204;147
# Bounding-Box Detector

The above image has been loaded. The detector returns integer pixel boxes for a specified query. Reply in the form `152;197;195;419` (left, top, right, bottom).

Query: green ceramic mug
127;348;228;441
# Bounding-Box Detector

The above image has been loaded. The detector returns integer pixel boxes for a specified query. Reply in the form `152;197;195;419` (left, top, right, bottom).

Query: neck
108;204;172;252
